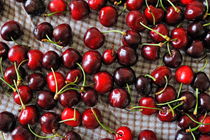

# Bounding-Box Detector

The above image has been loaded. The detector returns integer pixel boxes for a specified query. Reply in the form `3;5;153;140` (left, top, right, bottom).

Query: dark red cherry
166;6;183;25
117;46;137;66
12;126;34;140
62;48;81;69
37;90;57;110
84;27;105;50
186;40;205;58
62;130;82;140
102;49;116;65
27;49;43;70
13;85;32;105
99;6;118;27
171;27;188;49
82;50;102;74
18;105;38;125
65;69;82;83
150;24;169;42
199;134;210;140
199;93;210;112
93;71;113;94
33;22;53;41
88;0;106;11
82;108;101;129
0;111;16;132
115;126;133;140
175;129;193;140
198;115;210;133
122;30;141;48
40;112;60;134
175;65;194;85
141;43;160;60
59;90;80;107
8;45;27;65
204;32;210;50
81;88;98;107
178;114;197;129
155;85;176;103
0;20;23;41
53;24;72;46
138;130;157;140
163;49;182;68
114;67;136;87
42;51;60;70
135;75;152;96
24;0;45;16
126;10;147;31
69;0;90;20
158;106;177;122
151;66;171;86
144;5;164;24
48;0;67;15
187;22;205;39
0;42;9;59
184;1;205;20
28;73;45;90
109;88;130;108
180;91;195;110
46;71;65;93
192;72;210;91
139;96;157;115
61;108;81;127
126;0;143;11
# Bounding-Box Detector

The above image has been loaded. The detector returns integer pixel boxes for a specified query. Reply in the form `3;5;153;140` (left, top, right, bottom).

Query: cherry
126;10;147;31
198;115;210;133
12;126;34;140
192;72;210;92
126;0;143;11
23;0;45;16
81;88;98;107
138;96;157;115
42;51;61;70
0;42;9;59
48;0;67;15
141;43;160;60
82;50;102;74
158;106;177;122
122;30;141;48
18;105;38;125
13;85;32;105
204;32;210;50
109;88;130;108
69;0;90;20
84;27;105;50
199;134;210;140
93;71;113;94
46;71;65;93
166;6;183;25
27;49;43;70
62;48;81;69
8;45;27;65
62;130;81;140
40;112;60;134
59;90;80;107
155;85;176;103
138;130;157;140
175;65;194;85
180;91;195;110
171;27;188;49
186;40;205;58
28;73;45;90
175;129;193;140
150;24;169;42
115;126;133;140
82;108;101;129
0;111;16;132
187;22;205;39
99;6;118;27
151;66;171;86
33;22;53;41
65;69;82;84
163;49;182;68
88;0;106;11
135;75;152;96
102;48;116;65
199;93;210;112
180;0;194;5
178;114;197;129
117;46;137;66
184;1;205;20
0;20;23;41
114;67;136;87
37;90;57;110
61;108;81;127
53;24;72;46
144;5;164;24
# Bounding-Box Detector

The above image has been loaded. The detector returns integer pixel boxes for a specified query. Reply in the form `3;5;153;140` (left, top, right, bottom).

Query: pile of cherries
0;0;210;139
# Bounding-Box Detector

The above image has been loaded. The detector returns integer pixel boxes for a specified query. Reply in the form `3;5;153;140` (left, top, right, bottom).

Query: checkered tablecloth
0;0;209;140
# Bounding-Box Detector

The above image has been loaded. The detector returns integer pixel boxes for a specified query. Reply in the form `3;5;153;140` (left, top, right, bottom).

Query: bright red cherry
184;1;204;20
18;105;38;125
82;108;101;129
13;85;32;105
141;43;160;60
166;6;183;25
115;126;133;140
158;106;177;122
180;0;194;5
62;48;81;69
144;5;164;24
65;69;82;84
138;130;157;140
171;27;188;49
61;108;81;127
138;97;157;115
99;6;118;27
155;85;176;103
8;45;27;65
48;0;67;15
102;48;116;65
149;24;169;42
88;0;106;11
27;49;43;70
199;115;210;133
46;71;65;92
126;0;143;11
175;65;194;85
151;66;171;86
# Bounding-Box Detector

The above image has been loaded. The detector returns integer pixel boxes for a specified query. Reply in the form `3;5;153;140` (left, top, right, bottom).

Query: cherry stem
51;68;58;95
156;96;186;106
126;83;131;94
172;102;183;110
0;57;3;76
140;22;170;41
0;77;16;91
91;108;116;134
193;88;199;115
43;11;67;17
190;128;196;140
167;42;172;56
129;106;161;111
102;30;126;36
159;0;167;11
119;4;127;16
185;113;210;126
76;63;86;88
42;35;63;49
166;0;180;13
13;80;25;110
167;103;175;117
203;0;209;19
14;62;22;86
155;76;168;95
203;22;210;27
59;108;76;123
198;59;208;72
114;0;122;5
156;0;160;7
145;0;156;25
144;74;156;81
17;59;28;70
177;83;183;98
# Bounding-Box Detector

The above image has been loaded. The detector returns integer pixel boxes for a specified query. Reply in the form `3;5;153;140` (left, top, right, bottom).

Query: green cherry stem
167;103;175;117
145;0;156;25
0;77;16;91
167;42;172;56
203;22;210;27
144;74;156;81
155;76;168;95
177;83;183;98
0;57;3;76
193;88;199;115
42;11;67;17
76;63;86;87
166;0;180;13
190;127;196;140
114;0;122;5
203;0;209;19
159;0;167;11
42;35;63;49
102;30;126;35
186;125;200;133
129;106;161;111
172;102;183;110
14;62;22;86
59;108;76;123
126;83;131;94
156;96;186;106
156;0;160;7
51;68;58;94
13;80;25;110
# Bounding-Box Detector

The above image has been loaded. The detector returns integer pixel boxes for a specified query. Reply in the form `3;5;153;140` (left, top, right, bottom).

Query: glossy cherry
163;49;182;68
180;0;194;5
192;72;210;92
166;6;183;25
13;85;32;105
59;90;80;107
102;48;116;65
122;30;141;48
175;129;193;140
42;51;60;70
61;108;81;127
178;114;197;129
81;88;98;107
0;111;16;132
198;115;210;133
151;66;171;86
65;69;82;84
158;106;177;122
141;43;160;60
18;105;38;125
204;32;210;50
144;5;164;24
138;130;157;140
199;93;210;112
62;48;81;69
99;6;118;27
82;108;101;129
186;40;205;58
12;126;34;140
171;27;188;49
28;73;45;90
88;0;106;11
184;1;205;20
33;22;53;41
37;90;57;110
126;0;143;11
8;45;27;65
187;22;205;39
48;0;67;15
23;0;45;16
155;85;176;103
150;24;169;42
135;75;152;96
27;49;43;70
0;42;9;59
62;130;82;140
175;65;194;85
115;126;133;140
138;96;157;115
117;46;137;66
180;91;196;110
